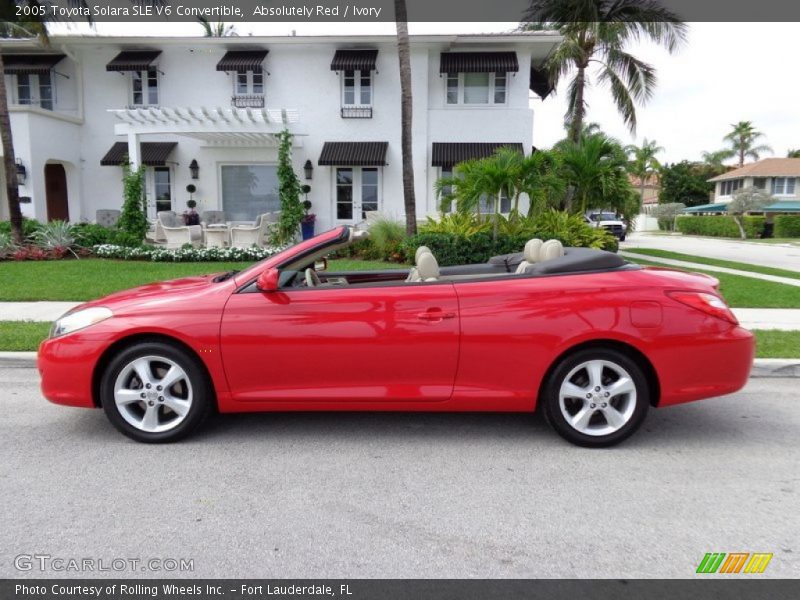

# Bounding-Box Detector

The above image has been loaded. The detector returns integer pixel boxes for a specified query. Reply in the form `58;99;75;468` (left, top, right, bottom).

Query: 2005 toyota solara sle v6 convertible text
38;226;754;447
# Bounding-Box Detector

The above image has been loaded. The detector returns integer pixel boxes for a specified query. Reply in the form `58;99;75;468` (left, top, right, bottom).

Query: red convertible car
38;226;753;447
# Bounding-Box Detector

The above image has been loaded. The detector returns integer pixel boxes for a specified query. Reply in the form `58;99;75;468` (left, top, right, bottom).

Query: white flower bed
93;244;285;262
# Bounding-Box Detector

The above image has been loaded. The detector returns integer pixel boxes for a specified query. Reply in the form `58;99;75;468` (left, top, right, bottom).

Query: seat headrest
415;246;432;263
523;239;544;263
540;239;565;261
416;252;439;281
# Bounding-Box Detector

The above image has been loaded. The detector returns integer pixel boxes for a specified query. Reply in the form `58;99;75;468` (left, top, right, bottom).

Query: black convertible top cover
528;247;625;274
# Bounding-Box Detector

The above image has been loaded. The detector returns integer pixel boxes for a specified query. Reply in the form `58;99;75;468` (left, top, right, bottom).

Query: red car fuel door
220;281;460;403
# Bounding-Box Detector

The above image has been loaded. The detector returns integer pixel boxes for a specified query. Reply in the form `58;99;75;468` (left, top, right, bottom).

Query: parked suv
585;211;626;241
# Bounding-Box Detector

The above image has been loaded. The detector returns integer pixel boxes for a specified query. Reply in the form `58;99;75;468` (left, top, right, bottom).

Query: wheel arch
536;339;661;409
91;333;216;408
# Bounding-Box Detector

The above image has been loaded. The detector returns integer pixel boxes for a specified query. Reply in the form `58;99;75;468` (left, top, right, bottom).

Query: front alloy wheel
101;342;212;443
543;348;649;447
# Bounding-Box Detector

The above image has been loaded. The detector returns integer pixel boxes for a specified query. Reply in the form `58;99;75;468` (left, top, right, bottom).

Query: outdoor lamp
15;159;27;186
189;159;199;180
304;159;313;180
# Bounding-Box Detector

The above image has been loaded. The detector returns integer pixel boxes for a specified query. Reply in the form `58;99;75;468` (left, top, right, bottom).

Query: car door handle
416;310;456;321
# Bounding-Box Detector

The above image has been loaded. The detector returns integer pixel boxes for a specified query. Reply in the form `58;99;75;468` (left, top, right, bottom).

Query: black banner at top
4;0;800;23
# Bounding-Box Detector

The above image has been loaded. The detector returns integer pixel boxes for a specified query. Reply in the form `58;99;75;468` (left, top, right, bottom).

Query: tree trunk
734;215;746;240
568;65;586;144
738;145;744;168
395;1;416;236
640;177;646;212
0;53;24;244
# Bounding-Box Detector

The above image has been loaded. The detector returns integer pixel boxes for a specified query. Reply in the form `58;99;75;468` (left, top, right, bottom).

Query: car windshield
592;213;618;221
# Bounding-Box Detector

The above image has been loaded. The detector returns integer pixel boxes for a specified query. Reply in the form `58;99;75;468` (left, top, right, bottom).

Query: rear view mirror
256;268;280;292
314;257;328;272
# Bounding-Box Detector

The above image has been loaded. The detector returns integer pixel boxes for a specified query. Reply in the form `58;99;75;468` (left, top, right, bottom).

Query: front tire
542;348;649;447
100;341;212;443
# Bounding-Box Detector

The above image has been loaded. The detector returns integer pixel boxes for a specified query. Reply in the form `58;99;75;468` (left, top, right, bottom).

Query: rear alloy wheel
543;348;649;447
100;342;212;443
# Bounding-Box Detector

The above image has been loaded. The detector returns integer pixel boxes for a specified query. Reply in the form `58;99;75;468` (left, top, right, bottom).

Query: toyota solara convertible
38;226;754;446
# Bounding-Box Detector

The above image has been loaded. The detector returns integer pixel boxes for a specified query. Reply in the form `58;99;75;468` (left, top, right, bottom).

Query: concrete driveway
1;365;798;579
623;233;800;272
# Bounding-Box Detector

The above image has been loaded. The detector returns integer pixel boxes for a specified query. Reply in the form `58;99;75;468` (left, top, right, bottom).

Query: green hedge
400;232;529;266
676;216;766;238
774;215;800;238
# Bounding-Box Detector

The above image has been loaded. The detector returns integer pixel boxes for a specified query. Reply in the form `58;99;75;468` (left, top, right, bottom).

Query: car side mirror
256;268;280;292
314;257;328;272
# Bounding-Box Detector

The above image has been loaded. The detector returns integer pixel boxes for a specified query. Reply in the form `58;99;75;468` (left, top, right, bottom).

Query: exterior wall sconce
15;158;27;186
304;160;313;180
189;159;199;180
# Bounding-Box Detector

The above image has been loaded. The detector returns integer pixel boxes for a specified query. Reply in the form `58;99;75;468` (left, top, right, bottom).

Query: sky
48;21;800;165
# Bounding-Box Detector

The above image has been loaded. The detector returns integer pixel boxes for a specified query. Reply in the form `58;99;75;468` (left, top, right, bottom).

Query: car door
220;281;460;403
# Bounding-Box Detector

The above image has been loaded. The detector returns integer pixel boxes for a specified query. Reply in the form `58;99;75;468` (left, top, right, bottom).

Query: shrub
401;231;529;266
108;230;146;248
676;216;765;238
274;129;304;245
0;217;42;240
117;163;148;242
72;223;115;247
368;218;407;261
774;215;800;238
0;231;15;259
31;220;78;256
93;243;284;262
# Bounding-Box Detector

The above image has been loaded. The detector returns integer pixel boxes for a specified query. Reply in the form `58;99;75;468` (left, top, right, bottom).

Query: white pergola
109;106;303;166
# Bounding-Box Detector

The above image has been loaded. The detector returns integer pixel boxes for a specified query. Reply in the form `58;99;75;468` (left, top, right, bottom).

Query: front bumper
38;334;104;408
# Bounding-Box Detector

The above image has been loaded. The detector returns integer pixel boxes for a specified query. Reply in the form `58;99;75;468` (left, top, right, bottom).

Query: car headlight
50;307;113;338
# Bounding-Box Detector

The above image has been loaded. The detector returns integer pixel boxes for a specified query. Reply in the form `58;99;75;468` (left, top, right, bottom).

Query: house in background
628;173;660;215
685;158;800;216
0;32;560;230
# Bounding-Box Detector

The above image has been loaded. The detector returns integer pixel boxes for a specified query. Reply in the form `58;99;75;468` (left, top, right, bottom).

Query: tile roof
708;158;800;181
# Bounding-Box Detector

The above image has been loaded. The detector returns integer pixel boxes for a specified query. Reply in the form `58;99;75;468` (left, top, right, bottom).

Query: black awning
106;50;161;72
2;54;65;75
330;49;378;71
100;142;177;166
216;50;268;72
431;142;523;168
439;52;519;74
529;66;554;99
318;142;388;166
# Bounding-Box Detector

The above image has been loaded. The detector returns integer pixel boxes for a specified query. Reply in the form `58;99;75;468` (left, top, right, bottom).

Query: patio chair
146;210;178;243
230;213;275;248
95;209;121;228
158;211;202;249
201;210;226;226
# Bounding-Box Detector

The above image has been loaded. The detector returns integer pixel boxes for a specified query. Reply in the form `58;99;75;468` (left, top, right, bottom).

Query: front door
334;167;380;225
44;164;69;222
220;282;460;404
146;166;172;219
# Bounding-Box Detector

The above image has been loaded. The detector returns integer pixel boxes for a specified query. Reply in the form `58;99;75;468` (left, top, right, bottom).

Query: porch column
126;132;141;169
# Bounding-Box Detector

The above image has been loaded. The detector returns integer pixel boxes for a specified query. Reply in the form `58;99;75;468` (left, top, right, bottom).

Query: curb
1;352;799;378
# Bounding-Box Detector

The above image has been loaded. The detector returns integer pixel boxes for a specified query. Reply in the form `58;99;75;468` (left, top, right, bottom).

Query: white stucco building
1;32;559;229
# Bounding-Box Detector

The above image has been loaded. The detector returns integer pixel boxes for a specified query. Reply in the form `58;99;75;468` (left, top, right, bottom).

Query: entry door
44;164;69;222
220;283;460;403
334;167;380;225
146;166;172;219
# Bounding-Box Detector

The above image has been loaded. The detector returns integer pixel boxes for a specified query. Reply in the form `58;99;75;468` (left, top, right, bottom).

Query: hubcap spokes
113;356;193;433
558;359;636;436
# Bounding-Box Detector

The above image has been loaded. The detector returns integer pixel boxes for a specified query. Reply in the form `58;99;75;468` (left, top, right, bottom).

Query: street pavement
1;365;798;579
623;233;800;273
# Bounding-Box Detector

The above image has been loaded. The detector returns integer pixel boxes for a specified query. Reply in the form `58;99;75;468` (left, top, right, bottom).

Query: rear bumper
38;335;101;408
653;326;754;407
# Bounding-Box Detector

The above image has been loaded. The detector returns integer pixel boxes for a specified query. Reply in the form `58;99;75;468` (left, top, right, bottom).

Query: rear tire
542;348;649;447
100;341;212;443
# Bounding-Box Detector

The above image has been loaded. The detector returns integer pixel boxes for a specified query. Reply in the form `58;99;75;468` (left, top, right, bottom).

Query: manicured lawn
623;248;800;280
328;259;407;271
0;258;404;301
1;320;796;359
631;258;800;309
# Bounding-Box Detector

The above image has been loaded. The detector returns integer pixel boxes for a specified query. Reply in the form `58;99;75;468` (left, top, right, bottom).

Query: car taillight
666;291;738;324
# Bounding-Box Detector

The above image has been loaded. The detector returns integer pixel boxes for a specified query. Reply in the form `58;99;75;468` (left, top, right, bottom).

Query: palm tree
198;17;237;37
557;132;634;214
701;149;734;170
626;138;663;209
515;150;565;217
394;0;416;235
787;149;800;158
723;121;773;167
522;0;687;143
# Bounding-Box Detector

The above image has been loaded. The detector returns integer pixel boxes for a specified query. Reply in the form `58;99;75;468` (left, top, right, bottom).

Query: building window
445;72;508;106
752;177;766;190
335;167;380;221
439;167;455;213
231;68;265;108
438;167;510;214
720;179;742;197
341;70;372;118
153;167;172;214
131;69;158;106
15;72;53;110
220;164;280;221
772;177;796;196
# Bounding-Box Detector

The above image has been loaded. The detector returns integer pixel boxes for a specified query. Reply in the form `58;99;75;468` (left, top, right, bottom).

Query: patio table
203;224;229;248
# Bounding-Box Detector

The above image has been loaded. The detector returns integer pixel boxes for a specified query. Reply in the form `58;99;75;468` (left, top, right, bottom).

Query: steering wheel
305;268;321;287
